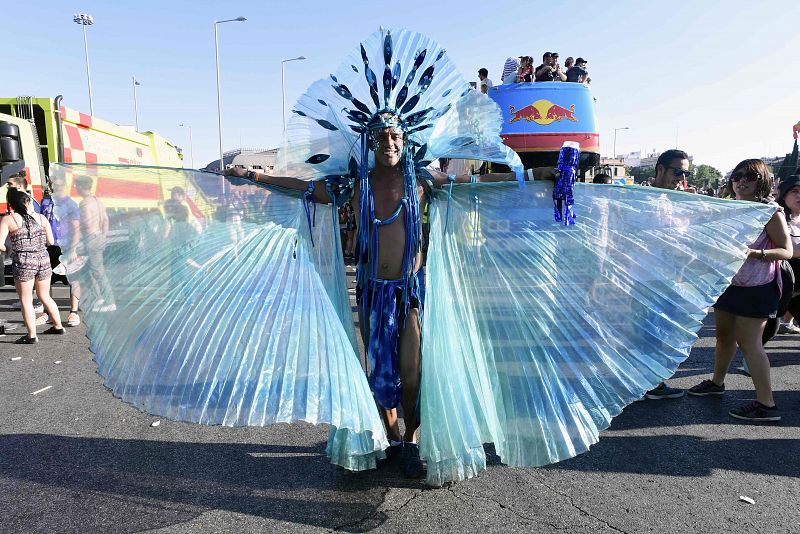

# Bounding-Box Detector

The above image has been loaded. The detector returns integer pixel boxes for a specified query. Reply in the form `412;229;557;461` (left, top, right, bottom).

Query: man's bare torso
353;172;426;280
79;195;106;237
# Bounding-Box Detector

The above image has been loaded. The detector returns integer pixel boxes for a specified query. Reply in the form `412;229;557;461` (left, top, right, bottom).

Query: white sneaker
777;320;800;335
35;313;52;326
67;312;81;327
33;302;44;314
97;303;117;313
11;300;21;310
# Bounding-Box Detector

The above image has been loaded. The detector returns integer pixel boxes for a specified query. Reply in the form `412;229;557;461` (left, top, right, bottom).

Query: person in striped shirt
501;57;520;84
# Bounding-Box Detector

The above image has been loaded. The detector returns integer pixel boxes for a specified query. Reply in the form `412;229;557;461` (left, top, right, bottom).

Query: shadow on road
609;389;800;430
546;433;800;478
0;435;420;533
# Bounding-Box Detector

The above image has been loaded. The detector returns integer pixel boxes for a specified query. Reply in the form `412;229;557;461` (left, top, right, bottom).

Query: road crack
446;487;565;530
331;487;424;532
525;472;629;534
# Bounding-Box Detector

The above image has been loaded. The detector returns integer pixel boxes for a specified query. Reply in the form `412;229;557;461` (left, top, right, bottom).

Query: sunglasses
667;166;691;179
731;171;760;182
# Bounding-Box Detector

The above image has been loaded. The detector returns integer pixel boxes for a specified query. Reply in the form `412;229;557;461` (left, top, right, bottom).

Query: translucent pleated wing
49;163;386;469
420;182;774;486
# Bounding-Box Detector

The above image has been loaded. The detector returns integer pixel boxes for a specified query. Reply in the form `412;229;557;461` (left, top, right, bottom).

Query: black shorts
48;245;69;285
714;282;778;319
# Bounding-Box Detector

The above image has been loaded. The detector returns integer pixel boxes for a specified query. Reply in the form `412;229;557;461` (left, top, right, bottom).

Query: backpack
776;260;797;316
40;193;60;246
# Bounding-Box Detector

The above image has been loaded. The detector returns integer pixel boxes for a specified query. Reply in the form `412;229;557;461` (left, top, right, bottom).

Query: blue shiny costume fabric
361;269;426;409
52;163;775;487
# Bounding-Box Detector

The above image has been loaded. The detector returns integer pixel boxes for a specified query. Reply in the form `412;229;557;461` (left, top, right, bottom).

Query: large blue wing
420;182;774;486
49;163;386;470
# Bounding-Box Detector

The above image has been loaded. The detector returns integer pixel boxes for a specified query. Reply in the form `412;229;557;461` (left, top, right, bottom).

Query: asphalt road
0;281;798;534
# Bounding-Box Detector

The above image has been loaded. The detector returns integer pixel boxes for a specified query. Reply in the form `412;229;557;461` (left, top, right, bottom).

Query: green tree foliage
629;166;655;184
690;164;722;189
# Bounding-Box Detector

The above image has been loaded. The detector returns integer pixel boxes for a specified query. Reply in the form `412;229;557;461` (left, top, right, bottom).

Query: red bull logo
509;99;577;126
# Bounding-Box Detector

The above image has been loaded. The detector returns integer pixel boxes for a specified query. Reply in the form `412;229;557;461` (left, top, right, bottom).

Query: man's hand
532;167;560;181
224;167;247;178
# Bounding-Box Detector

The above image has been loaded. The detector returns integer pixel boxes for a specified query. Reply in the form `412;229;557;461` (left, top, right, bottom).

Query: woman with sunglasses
687;159;792;422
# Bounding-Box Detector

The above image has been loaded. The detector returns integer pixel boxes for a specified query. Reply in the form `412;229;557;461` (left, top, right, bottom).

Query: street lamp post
132;77;140;132
214;16;246;173
281;56;306;133
73;13;95;115
613;127;630;159
179;123;194;168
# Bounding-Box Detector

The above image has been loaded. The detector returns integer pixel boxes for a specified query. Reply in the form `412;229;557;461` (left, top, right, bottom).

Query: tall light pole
179;123;194;168
281;56;306;133
132;77;141;132
214;16;246;173
73;13;95;115
613;127;630;158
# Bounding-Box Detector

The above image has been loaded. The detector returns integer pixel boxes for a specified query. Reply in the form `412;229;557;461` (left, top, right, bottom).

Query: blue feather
400;94;420;115
395;86;409;110
392;62;401;90
417;66;434;92
306;154;331;164
383;66;392;106
383;33;392;66
316;120;339;131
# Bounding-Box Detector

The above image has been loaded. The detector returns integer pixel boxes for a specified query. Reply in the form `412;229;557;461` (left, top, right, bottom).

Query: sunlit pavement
1;281;798;534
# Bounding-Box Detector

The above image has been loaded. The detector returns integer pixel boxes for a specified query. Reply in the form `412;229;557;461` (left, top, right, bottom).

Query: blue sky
6;0;799;173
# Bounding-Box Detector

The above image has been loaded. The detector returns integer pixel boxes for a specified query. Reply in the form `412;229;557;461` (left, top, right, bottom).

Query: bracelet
759;249;766;260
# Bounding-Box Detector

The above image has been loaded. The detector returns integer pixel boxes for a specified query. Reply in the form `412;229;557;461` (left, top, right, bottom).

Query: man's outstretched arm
427;167;558;189
224;167;332;204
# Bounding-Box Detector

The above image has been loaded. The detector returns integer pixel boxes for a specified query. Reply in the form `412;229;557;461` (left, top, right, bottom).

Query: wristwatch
759;249;767;260
245;170;258;181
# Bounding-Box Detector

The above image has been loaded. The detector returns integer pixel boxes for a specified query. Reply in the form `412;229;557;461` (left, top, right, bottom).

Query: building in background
205;148;278;173
582;157;630;184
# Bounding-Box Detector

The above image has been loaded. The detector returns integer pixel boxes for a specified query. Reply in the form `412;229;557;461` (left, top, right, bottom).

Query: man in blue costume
57;28;778;487
225;115;543;477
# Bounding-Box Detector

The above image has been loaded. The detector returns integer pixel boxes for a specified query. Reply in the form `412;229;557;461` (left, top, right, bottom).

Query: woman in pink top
687;159;792;422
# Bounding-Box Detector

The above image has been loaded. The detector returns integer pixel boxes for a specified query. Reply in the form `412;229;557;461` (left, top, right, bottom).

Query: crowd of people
478;51;590;92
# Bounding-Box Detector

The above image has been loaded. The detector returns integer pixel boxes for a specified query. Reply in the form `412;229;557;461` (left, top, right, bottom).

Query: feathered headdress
273;28;523;182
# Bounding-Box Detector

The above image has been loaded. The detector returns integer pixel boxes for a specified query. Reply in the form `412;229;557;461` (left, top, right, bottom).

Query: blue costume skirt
358;269;426;409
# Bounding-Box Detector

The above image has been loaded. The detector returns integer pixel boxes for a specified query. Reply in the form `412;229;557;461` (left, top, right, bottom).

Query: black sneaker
729;401;781;422
377;440;403;466
15;335;38;344
42;326;66;335
401;442;425;479
645;382;685;400
687;379;725;396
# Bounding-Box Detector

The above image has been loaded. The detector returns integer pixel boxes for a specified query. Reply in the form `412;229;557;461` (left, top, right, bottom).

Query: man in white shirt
478;68;493;94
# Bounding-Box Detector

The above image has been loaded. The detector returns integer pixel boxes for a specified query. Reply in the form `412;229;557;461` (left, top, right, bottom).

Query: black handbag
776;260;797;316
